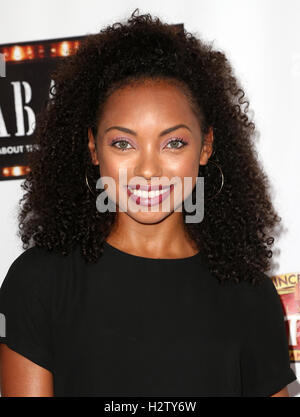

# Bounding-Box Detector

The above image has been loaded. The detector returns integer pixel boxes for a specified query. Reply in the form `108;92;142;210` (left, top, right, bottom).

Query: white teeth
129;188;168;198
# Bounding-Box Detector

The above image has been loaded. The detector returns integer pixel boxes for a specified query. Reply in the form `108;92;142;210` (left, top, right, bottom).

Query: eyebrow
104;124;192;137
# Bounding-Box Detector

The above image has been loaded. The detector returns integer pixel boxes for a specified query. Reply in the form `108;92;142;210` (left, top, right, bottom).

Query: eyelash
110;137;188;152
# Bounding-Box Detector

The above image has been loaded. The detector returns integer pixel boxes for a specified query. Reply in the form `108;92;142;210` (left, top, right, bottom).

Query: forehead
98;79;198;127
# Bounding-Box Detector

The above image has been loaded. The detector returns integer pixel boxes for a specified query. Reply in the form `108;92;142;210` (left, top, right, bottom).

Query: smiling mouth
126;184;175;207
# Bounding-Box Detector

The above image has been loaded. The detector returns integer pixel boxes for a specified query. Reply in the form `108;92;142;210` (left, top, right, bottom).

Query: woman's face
88;79;213;224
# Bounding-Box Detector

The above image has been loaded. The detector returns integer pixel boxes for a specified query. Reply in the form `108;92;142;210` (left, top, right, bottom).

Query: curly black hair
18;8;282;285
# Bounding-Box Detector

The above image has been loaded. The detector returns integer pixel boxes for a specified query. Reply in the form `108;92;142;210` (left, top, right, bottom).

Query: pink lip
126;184;174;207
126;184;170;191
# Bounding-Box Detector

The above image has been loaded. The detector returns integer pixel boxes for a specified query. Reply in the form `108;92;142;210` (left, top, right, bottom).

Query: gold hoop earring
85;167;96;197
202;160;224;200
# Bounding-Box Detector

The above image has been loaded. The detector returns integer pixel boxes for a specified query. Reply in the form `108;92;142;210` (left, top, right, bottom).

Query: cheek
98;150;130;180
100;161;119;179
169;157;199;182
169;158;200;206
97;154;135;198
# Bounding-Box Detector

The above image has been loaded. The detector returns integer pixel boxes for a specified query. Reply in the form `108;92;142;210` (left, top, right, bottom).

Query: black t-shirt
0;241;297;397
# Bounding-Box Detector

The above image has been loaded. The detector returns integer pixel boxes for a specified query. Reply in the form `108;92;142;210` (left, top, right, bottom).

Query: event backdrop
0;35;84;180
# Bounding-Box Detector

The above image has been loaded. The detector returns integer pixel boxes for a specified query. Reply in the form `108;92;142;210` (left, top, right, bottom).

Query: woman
0;9;297;397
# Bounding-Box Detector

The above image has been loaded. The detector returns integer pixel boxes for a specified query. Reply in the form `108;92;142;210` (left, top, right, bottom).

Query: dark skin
0;79;290;397
0;345;53;396
88;79;213;258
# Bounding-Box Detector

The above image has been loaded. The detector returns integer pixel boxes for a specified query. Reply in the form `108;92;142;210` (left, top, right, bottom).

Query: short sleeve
0;248;54;372
240;274;297;396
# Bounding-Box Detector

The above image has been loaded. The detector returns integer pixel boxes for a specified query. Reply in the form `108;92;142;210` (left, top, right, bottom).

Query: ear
88;128;100;166
199;126;214;166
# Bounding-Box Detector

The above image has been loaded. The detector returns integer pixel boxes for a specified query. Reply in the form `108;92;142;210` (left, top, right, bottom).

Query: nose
133;148;163;181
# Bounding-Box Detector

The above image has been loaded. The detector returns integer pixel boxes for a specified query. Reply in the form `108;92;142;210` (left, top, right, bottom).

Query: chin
128;212;173;225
